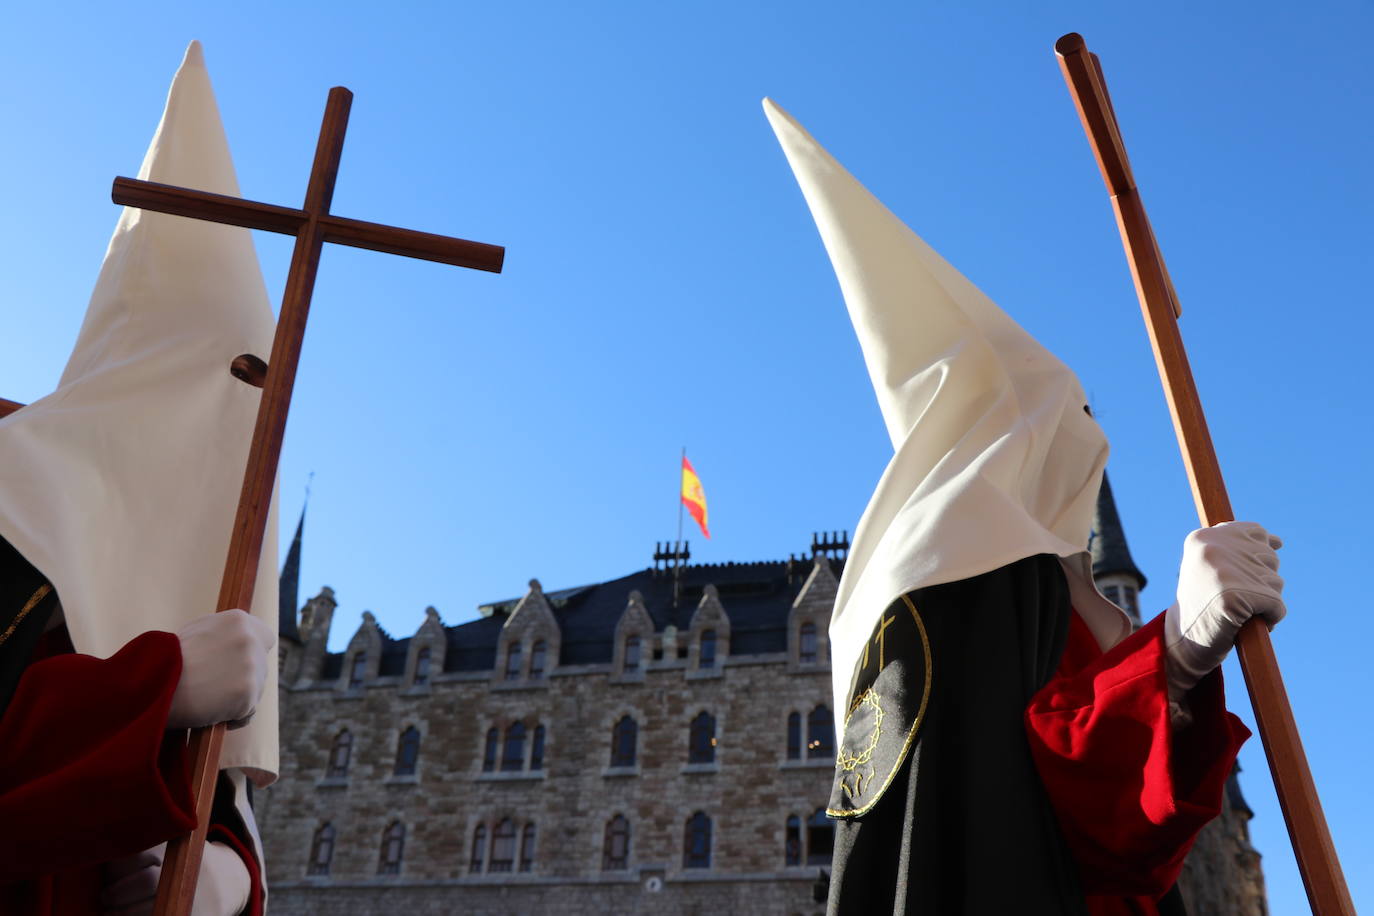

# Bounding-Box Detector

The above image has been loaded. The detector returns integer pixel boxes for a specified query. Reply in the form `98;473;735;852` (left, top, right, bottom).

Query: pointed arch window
807;808;835;866
469;823;487;873
807;705;834;760
683;812;712;869
784;815;801;866
699;629;717;668
688;711;716;764
308;823;335;876
624;634;641;670
799;622;818;664
414;647;431;685
504;641;522;681
379;821;405;875
395;726;421;776
603;815;630;870
348;651;367;688
502;722;527;772
530;725;546;771
611;715;637;767
786;712;801;760
530;640;547;679
519;823;537;872
327;730;352;778
490;818;517;872
482;727;499;772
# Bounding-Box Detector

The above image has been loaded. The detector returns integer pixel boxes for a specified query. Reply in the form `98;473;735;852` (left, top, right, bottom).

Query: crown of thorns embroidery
836;688;883;798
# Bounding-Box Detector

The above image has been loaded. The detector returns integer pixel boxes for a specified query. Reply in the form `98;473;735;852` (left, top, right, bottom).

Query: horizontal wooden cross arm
111;176;505;273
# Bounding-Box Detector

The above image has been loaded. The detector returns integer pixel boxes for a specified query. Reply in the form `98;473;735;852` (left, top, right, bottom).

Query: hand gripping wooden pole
112;88;503;916
1054;33;1353;915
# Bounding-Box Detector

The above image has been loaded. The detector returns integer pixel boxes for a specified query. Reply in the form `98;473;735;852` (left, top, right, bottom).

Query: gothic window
786;712;801;760
502;722;526;772
482;727;499;772
688;711;715;764
530;725;546;771
806;808;835;866
611;715;637;767
799;622;818;664
1120;585;1139;618
699;629;717;668
602;815;630;870
519;823;536;873
1104;585;1120;605
395;726;421;776
530;640;547;679
327;730;352;778
624;634;641;670
504;641;522;681
490;819;517;873
807;705;834;759
469;823;486;873
307;823;334;876
379;821;405;875
414;647;431;686
683;812;712;869
784;815;801;866
348;651;367;688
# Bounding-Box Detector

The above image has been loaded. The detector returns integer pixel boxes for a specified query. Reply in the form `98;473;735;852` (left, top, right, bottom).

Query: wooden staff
1054;33;1353;915
107;87;504;915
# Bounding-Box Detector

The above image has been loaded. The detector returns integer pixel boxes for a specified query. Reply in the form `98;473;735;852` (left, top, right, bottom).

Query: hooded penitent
763;100;1130;720
0;42;280;783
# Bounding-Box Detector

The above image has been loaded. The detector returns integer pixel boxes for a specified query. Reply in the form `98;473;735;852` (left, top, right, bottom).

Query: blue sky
2;1;1369;909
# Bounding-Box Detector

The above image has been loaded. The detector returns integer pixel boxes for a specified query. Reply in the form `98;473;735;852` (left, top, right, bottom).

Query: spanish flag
681;456;710;539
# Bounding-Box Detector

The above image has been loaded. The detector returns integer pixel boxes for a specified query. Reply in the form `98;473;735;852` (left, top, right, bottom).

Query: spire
1090;471;1146;589
278;505;304;643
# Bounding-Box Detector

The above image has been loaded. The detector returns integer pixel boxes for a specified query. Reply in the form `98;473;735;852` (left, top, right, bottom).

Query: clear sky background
1;1;1369;910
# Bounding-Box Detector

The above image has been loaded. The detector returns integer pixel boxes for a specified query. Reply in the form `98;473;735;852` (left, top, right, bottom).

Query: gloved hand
1164;521;1285;700
99;840;250;916
167;609;275;730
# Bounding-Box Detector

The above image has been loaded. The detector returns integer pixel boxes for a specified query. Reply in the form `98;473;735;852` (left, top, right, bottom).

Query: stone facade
261;553;841;915
259;516;1268;914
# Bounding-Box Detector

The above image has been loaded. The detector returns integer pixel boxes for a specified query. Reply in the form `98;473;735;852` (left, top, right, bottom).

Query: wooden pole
1054;32;1353;915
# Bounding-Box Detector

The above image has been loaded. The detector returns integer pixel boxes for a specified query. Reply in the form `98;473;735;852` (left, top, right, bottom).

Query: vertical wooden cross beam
110;87;504;916
1053;33;1353;915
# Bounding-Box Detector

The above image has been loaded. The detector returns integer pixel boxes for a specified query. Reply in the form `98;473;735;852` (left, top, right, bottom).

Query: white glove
1164;521;1285;699
99;840;250;916
168;609;275;730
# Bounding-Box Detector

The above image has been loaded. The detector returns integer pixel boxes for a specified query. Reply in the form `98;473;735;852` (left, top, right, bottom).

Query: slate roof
1090;472;1147;589
318;556;840;676
278;510;304;645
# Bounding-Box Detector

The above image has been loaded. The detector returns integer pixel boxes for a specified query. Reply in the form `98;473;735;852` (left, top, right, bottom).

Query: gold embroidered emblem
835;688;883;798
0;584;52;648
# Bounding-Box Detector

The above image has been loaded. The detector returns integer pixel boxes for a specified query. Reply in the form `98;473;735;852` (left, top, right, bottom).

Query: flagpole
675;446;685;607
1055;33;1353;915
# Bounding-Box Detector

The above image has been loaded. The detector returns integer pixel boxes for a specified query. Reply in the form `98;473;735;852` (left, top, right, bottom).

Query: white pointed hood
764;100;1130;717
0;42;280;782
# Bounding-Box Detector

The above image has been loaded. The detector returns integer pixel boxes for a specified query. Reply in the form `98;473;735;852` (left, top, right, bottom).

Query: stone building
258;478;1267;915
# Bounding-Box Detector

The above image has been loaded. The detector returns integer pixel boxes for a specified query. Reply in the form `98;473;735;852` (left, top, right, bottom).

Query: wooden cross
1054;33;1352;915
111;87;504;916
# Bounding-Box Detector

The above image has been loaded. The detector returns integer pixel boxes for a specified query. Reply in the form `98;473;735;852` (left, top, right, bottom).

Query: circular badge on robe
826;593;932;818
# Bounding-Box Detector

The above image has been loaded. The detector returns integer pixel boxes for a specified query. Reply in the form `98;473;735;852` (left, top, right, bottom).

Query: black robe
826;555;1196;916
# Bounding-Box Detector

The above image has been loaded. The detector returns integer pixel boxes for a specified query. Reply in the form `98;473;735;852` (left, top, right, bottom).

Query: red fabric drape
1027;612;1250;915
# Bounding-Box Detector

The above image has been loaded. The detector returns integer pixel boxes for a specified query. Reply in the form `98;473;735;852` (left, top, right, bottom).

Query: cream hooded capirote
0;42;280;784
764;100;1131;719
